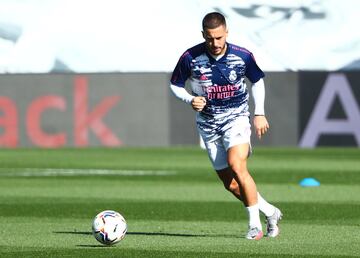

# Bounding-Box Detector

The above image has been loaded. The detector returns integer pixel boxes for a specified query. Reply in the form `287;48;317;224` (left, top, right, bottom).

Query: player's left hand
253;115;269;139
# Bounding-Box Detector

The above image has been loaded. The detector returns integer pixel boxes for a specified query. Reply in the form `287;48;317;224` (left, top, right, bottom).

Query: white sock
246;204;262;229
257;193;276;217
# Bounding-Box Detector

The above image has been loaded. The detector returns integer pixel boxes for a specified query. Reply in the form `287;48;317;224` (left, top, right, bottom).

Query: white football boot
246;227;263;240
265;207;283;237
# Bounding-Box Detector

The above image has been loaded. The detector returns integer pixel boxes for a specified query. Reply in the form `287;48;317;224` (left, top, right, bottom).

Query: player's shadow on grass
127;231;239;238
54;231;92;235
53;230;240;241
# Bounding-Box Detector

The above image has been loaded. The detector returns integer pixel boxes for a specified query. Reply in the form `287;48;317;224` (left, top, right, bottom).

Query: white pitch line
0;168;177;177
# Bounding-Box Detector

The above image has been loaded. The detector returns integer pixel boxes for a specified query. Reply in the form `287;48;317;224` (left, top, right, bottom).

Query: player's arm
251;78;269;139
170;50;206;112
170;84;206;112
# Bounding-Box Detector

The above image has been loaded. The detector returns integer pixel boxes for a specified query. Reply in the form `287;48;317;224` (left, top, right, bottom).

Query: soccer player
170;12;282;240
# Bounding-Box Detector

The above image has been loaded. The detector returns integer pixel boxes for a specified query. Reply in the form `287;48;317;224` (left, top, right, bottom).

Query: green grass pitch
0;147;359;257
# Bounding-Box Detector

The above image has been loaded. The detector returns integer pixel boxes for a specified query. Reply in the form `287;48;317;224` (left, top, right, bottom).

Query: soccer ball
92;210;127;245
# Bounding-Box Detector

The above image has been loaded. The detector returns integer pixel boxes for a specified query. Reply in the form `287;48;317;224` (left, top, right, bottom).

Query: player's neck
209;43;227;60
210;53;225;61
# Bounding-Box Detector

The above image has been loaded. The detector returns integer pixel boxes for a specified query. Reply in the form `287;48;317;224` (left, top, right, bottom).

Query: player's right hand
191;96;207;112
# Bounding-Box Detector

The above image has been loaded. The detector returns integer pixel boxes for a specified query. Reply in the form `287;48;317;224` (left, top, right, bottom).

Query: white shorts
199;116;252;171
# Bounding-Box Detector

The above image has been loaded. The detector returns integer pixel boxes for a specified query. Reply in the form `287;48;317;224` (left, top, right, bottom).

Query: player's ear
202;31;206;39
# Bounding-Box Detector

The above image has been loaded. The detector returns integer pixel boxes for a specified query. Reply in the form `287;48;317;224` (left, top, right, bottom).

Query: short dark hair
202;12;226;30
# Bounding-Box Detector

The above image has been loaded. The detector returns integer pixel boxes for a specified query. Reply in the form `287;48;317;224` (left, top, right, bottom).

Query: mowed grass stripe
0;147;359;173
0;249;355;258
1;218;359;257
1;198;359;225
1;177;360;203
1;246;357;258
0;147;359;186
0;170;359;185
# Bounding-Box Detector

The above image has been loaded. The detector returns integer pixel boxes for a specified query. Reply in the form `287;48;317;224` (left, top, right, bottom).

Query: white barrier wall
1;1;359;73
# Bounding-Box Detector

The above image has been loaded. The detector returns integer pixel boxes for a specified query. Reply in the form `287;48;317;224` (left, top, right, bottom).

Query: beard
207;44;226;56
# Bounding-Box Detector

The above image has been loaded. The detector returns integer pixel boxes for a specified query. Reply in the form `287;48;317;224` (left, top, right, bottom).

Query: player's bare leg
217;148;282;238
227;143;258;206
216;167;243;201
225;143;263;240
217;147;256;206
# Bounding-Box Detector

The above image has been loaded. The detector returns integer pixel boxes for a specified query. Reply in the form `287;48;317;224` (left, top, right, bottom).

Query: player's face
202;25;228;56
